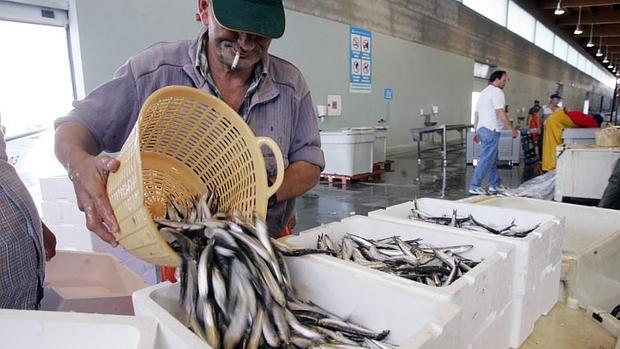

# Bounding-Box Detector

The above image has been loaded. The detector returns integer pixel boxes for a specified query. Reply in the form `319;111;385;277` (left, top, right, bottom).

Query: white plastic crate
280;215;514;348
374;127;388;163
0;309;157;349
562;128;597;145
41;251;149;315
320;129;375;176
555;145;620;201
133;256;462;349
459;196;620;312
368;198;563;347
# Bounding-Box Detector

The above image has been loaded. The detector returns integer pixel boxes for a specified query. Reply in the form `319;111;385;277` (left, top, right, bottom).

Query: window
507;1;535;42
578;54;587;72
567;47;578;67
471;92;480;125
553;36;568;61
463;0;508;27
535;22;554;54
474;62;494;79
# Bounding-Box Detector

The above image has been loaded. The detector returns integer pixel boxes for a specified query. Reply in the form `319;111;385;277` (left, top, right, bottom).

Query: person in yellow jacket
541;109;602;171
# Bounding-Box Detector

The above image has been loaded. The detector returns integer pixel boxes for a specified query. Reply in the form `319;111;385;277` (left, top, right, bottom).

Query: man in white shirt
469;70;518;195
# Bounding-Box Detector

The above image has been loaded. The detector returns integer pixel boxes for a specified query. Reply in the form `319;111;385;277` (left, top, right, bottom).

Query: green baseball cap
211;0;285;39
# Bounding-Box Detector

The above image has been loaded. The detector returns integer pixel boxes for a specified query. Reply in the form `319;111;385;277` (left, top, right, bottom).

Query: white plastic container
368;198;563;347
0;309;157;349
280;215;514;349
458;196;620;312
133;257;462;349
373;126;388;163
555;144;620;201
562;128;598;145
41;251;149;315
320;129;375;176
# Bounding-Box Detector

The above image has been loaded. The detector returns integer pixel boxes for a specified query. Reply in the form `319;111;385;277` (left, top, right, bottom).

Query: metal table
410;124;472;164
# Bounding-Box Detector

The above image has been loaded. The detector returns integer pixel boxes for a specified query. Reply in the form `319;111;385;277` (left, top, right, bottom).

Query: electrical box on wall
327;95;342;116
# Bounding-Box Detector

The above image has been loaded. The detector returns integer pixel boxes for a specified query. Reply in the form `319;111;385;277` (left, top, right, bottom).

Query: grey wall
66;0;612;153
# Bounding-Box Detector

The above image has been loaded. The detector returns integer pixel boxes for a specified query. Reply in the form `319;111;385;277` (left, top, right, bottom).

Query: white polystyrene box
368;198;563;348
459;196;620;312
41;251;149;315
42;200;86;227
39;175;77;203
45;223;98;252
320;129;375;176
539;261;561;316
0;309;157;349
133;256;462;349
369;198;562;294
469;300;512;349
280;215;514;348
373;127;388;163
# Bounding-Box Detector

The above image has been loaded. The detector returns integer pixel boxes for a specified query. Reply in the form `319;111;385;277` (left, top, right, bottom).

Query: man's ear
197;0;209;25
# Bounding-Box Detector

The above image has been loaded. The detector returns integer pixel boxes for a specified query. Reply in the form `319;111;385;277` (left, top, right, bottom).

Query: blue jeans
470;127;501;189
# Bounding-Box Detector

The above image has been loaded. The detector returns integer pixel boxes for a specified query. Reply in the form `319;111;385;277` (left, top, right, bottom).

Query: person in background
0;120;56;309
599;158;620;210
528;100;541;117
541;109;602;172
469;70;518;195
539;94;562;159
54;0;324;245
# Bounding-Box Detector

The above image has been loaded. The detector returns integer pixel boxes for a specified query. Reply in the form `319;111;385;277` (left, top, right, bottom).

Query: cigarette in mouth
231;50;240;70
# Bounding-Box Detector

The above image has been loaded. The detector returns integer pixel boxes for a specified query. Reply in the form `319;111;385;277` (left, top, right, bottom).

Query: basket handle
257;136;284;198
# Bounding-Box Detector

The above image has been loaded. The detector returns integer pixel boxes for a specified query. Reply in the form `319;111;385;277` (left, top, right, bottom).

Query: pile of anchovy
315;233;480;287
156;192;396;349
408;201;540;238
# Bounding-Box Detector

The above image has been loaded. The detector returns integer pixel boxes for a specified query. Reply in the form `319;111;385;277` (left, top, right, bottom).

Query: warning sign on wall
349;27;372;93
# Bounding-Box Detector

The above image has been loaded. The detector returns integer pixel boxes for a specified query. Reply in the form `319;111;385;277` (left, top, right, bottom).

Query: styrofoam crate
539;261;561;316
320;130;375;176
41;251;149;315
42;200;86;227
369;198;562;295
469;300;512;349
133;256;463;349
46;223;98;252
280;215;514;348
39;175;77;203
374;127;388;163
459;196;620;312
0;309;157;349
368;198;563;348
562;128;597;145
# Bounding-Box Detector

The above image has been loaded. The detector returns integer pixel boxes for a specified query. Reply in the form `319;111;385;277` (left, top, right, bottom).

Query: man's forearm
273;161;321;202
496;110;513;130
55;122;100;171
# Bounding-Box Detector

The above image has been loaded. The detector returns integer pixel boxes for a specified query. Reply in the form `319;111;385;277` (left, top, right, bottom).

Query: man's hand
473;133;480;144
41;222;56;261
510;128;518;138
68;153;121;246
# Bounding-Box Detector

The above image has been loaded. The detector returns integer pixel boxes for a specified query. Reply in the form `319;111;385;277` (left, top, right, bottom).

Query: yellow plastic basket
106;86;284;266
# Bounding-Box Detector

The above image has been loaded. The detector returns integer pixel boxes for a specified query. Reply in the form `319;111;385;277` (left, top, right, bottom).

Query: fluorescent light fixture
596;37;603;56
586;24;594;47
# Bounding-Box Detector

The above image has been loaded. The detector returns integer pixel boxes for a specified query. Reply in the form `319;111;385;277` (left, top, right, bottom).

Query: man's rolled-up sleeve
288;92;325;170
54;61;140;153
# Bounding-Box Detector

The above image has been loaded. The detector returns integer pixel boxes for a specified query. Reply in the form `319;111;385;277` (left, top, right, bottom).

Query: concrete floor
295;151;524;232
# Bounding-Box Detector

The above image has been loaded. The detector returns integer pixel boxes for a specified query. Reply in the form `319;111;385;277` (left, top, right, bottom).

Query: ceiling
526;0;620;76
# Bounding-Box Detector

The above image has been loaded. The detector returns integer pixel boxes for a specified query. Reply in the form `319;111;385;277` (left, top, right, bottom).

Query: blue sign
384;88;393;100
349;27;372;93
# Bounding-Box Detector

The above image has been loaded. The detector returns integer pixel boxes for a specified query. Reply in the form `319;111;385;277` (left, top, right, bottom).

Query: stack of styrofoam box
41;251;149;315
0;309;157;349
369;198;563;348
280;215;515;349
39;175;157;284
133;255;463;349
460;196;620;313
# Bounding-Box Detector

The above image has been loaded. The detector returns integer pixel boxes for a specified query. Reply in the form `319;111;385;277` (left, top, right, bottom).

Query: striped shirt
0;131;45;309
55;26;324;236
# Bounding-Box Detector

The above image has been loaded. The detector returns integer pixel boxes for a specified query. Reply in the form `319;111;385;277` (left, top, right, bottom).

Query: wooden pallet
373;160;394;171
320;169;384;188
